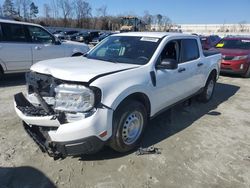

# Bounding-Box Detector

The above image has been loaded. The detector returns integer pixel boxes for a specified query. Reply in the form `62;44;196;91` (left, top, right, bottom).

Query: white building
151;24;250;37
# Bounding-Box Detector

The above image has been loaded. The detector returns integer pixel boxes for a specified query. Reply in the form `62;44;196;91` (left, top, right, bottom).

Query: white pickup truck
14;32;221;158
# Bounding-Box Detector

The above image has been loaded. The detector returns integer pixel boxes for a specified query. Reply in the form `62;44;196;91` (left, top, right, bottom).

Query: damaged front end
14;72;104;159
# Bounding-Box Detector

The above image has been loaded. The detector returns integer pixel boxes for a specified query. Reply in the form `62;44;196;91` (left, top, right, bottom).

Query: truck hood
30;56;139;83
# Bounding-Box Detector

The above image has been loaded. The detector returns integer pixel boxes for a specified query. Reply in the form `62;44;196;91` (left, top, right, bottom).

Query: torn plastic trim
14;92;65;124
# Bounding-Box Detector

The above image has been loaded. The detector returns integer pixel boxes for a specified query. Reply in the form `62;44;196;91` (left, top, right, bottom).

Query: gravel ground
0;74;250;188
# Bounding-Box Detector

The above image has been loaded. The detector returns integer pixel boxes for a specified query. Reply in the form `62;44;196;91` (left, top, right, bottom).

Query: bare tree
96;5;109;30
50;0;59;19
43;3;51;19
58;0;72;27
15;0;22;18
162;16;172;31
96;5;107;17
142;11;153;30
239;21;247;32
155;14;164;30
74;0;92;28
20;0;31;20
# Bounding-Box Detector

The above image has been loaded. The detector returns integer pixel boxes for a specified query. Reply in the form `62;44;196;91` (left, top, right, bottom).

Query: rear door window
180;39;200;63
1;23;28;42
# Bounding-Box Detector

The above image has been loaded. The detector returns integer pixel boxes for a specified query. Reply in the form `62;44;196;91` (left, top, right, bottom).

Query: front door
26;25;65;64
152;39;201;114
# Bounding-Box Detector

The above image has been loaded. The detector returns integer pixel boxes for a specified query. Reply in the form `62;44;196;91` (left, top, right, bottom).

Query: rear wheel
72;53;83;57
198;73;216;103
109;100;147;153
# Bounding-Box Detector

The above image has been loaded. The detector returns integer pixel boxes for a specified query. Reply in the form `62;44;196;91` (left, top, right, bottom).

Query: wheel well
210;69;217;79
118;92;151;116
72;52;83;57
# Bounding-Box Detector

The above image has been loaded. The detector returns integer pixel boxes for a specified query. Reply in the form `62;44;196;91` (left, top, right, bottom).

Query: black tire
197;73;216;103
242;65;250;78
109;100;148;153
84;39;89;44
0;67;3;81
72;53;83;57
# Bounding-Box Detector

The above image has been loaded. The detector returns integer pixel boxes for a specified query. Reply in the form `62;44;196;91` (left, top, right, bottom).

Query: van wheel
0;68;3;80
109;100;147;153
198;73;216;103
72;53;83;57
242;66;250;78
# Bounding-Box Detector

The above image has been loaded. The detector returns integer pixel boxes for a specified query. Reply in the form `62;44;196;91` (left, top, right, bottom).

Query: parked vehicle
200;35;221;50
0;19;90;78
215;37;250;77
53;31;66;40
14;32;221;158
120;16;146;32
90;32;115;45
76;31;99;44
64;30;79;40
69;32;82;41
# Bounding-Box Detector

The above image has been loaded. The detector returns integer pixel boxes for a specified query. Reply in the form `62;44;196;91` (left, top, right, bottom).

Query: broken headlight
54;84;95;112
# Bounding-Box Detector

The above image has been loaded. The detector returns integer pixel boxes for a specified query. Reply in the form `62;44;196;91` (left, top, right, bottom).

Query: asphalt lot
0;74;250;188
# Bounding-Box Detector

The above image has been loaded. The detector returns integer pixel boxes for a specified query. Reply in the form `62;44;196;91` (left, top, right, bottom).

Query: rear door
0;22;32;72
26;25;65;63
179;39;202;94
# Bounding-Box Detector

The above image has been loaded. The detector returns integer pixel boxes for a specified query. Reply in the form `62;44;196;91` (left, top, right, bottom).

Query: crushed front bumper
14;93;111;158
23;122;104;158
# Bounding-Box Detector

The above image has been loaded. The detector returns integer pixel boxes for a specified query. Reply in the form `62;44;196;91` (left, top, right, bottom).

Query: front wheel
242;65;250;78
109;100;147;153
197;73;216;103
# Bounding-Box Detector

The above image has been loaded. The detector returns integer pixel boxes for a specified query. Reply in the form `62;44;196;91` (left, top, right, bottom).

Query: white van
0;19;90;78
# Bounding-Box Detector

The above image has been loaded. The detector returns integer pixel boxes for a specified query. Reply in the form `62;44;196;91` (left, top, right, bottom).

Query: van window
180;39;200;63
1;23;28;42
27;26;54;44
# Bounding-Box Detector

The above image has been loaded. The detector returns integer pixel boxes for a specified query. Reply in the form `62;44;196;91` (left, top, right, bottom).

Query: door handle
178;67;186;73
0;45;2;49
34;46;42;50
197;62;204;67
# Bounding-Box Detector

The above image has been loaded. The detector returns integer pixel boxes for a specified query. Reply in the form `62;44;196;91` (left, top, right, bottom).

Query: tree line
0;0;173;31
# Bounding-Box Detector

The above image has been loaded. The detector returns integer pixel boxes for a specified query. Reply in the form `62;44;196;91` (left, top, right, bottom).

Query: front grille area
222;56;234;60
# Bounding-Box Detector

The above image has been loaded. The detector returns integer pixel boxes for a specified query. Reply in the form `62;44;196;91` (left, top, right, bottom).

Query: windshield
122;18;135;26
216;38;250;50
86;36;161;65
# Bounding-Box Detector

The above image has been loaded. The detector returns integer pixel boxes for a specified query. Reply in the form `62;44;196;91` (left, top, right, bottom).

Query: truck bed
203;50;221;57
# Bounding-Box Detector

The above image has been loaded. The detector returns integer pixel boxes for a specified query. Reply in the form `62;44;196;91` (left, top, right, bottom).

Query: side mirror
54;37;61;45
156;58;178;70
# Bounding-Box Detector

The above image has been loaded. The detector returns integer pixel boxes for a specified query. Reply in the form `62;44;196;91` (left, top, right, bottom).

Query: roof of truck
114;32;193;38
